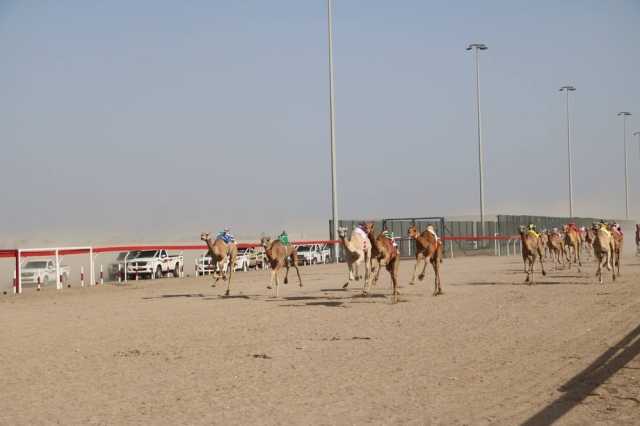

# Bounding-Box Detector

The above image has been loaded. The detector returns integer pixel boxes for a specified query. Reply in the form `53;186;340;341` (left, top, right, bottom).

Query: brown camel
260;236;302;297
407;224;443;296
365;223;400;302
610;224;624;277
592;225;615;284
337;226;371;291
545;230;565;270
563;224;582;271
583;227;596;260
200;232;238;296
519;226;546;284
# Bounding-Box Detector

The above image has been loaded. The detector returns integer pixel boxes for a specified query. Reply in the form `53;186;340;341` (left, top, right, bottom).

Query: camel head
363;222;375;235
200;232;211;242
260;236;272;248
337;227;348;239
407;225;418;238
519;225;527;235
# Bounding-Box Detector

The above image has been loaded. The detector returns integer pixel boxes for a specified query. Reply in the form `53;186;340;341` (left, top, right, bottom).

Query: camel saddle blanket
527;230;541;239
353;227;370;251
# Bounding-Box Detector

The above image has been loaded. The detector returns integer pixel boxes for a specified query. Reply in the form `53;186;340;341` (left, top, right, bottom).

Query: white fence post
55;249;61;290
89;248;95;287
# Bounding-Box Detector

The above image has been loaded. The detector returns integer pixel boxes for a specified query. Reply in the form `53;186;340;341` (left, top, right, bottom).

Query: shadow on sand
522;322;640;426
461;280;590;287
142;293;205;300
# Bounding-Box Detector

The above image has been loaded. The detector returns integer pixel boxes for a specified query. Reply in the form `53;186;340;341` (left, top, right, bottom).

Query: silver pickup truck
20;259;70;286
125;249;183;279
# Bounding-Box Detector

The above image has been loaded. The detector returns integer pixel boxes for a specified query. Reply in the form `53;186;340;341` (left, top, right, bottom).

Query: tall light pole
466;43;488;235
327;0;339;262
559;85;576;218
617;112;632;220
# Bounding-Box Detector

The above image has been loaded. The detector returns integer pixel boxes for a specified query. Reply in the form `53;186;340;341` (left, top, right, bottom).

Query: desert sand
1;254;639;425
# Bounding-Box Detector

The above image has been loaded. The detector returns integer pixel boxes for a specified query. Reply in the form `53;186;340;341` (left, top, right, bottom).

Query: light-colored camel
540;232;550;258
563;224;582;271
519;226;546;284
545;230;565;270
260;236;302;297
365;223;400;302
200;232;238;296
593;226;615;284
337;226;371;291
610;225;624;277
407;224;443;296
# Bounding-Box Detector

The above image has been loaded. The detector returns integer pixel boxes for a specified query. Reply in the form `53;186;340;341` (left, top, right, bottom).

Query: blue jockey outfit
216;230;235;244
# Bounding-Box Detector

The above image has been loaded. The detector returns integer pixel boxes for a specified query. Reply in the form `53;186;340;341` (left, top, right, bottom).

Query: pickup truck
108;251;140;280
125;249;183;279
195;247;267;275
20;259;70;286
296;244;331;265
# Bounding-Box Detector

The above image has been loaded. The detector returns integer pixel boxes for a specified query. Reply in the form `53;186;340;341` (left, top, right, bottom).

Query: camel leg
354;262;360;281
343;261;354;289
267;268;276;290
538;249;546;276
293;263;303;287
364;253;371;292
370;259;380;289
284;264;290;285
418;255;429;281
596;256;603;284
387;258;399;303
409;254;423;285
432;257;443;296
529;257;535;284
274;267;280;298
225;258;234;296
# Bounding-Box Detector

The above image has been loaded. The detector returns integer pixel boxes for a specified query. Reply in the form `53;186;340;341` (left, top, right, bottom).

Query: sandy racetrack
1;255;640;425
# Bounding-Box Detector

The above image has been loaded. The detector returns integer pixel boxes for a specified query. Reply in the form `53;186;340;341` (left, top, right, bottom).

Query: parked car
108;251;140;280
20;259;70;286
125;249;183;279
296;244;331;265
195;247;265;275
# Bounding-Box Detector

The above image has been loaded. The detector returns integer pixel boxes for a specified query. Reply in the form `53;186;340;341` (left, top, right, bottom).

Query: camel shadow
461;281;590;287
306;301;345;307
522;322;640;426
279;301;346;308
142;293;205;300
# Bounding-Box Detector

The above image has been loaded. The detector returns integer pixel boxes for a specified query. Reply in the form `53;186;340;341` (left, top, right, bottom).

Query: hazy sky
0;1;639;244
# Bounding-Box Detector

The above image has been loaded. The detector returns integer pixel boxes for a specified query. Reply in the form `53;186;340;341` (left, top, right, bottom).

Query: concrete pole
328;0;339;262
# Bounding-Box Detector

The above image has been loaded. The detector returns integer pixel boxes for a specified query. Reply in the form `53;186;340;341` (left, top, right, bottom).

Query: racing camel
519;226;546;284
593;225;615;284
407;224;443;296
610;224;624;277
563;223;582;271
583;227;596;260
545;230;565;270
365;223;400;302
200;232;238;296
337;226;371;291
260;236;303;297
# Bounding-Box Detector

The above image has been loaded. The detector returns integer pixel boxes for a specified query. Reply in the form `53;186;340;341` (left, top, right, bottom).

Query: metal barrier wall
332;214;629;259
